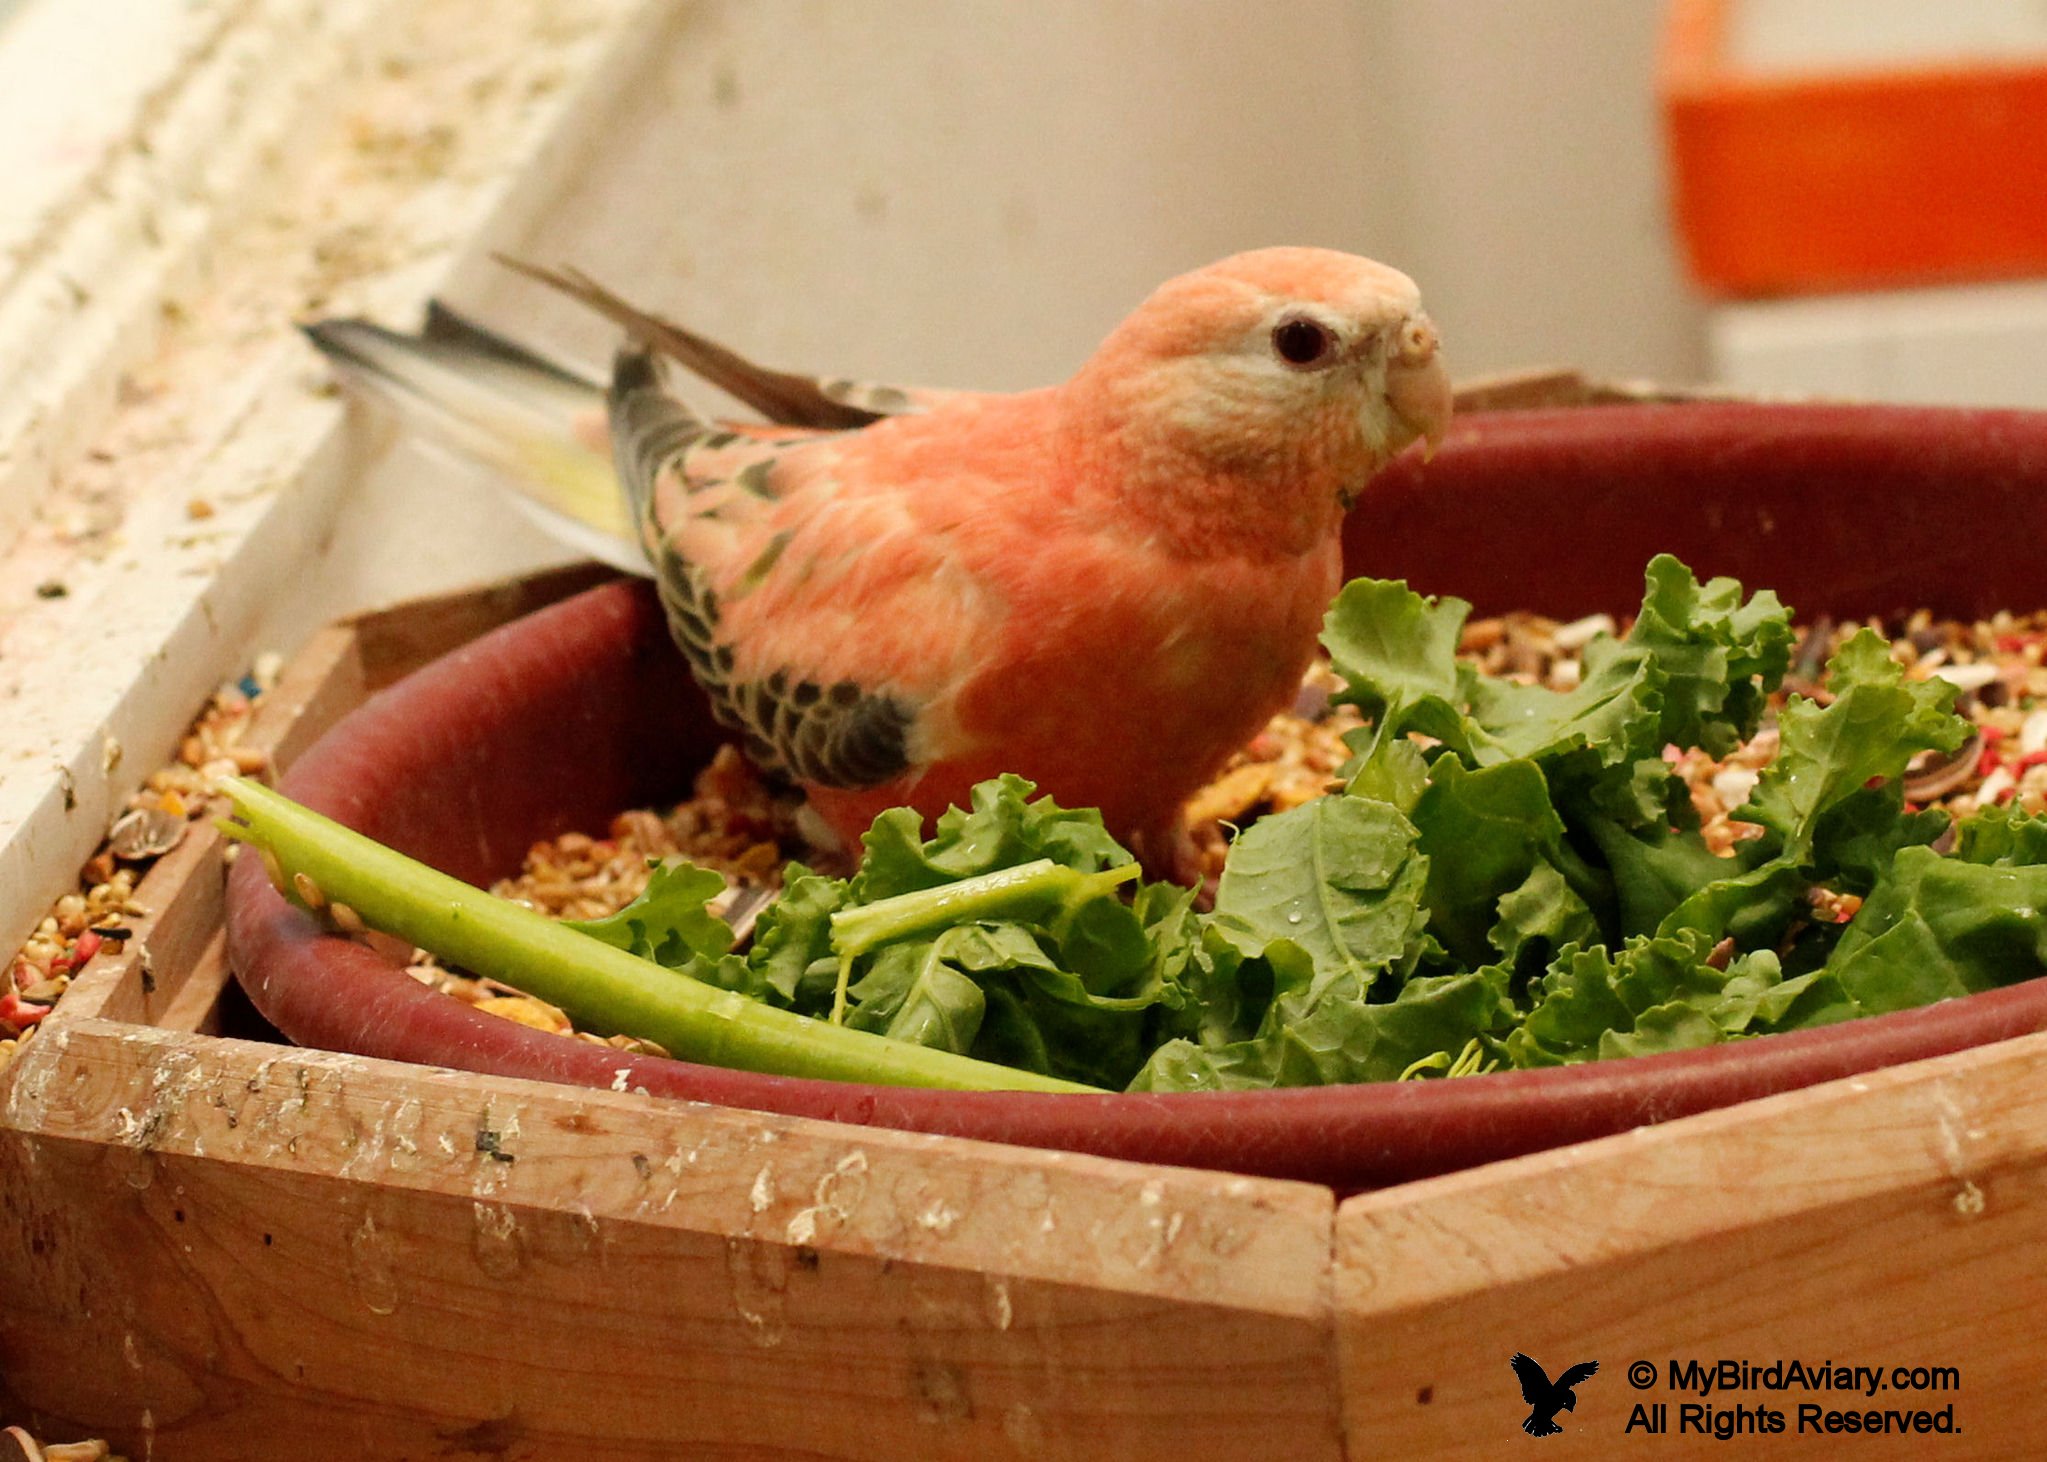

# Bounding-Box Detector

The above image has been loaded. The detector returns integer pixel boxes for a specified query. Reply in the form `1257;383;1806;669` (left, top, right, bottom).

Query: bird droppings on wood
985;1277;1013;1331
784;1149;870;1248
470;1202;523;1280
912;1360;973;1424
348;1212;400;1317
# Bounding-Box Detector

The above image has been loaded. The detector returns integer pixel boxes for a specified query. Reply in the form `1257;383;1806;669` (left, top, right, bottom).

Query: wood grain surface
0;1020;1339;1460
1336;1027;2047;1457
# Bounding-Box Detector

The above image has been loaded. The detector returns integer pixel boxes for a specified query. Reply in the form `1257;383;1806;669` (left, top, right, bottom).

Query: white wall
458;0;1383;390
453;0;1701;391
1712;281;2047;408
1355;2;1706;383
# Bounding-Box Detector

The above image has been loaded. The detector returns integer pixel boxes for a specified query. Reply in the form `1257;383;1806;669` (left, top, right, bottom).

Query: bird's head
1065;247;1450;555
1564;1393;1579;1412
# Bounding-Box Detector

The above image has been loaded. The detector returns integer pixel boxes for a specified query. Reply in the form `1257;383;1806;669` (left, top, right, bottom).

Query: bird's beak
1386;311;1452;460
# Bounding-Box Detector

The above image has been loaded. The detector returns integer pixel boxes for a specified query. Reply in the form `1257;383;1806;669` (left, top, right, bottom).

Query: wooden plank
152;927;232;1038
347;561;622;690
246;623;370;777
1333;1029;2047;1458
0;1020;1340;1460
1449;368;1734;414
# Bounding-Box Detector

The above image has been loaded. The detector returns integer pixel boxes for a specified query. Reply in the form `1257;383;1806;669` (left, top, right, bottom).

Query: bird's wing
1556;1361;1600;1391
1509;1353;1553;1405
608;349;988;788
499;257;971;429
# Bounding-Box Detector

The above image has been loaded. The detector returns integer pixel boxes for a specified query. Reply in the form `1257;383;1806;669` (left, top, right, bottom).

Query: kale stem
829;860;1138;960
829;950;856;1027
219;778;1096;1093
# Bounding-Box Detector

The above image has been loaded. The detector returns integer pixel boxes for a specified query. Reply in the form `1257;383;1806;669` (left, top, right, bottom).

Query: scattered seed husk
107;806;186;860
1905;731;1984;803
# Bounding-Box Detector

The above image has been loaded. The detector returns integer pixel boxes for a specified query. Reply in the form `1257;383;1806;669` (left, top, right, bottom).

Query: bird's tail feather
301;304;647;574
496;255;886;431
606;346;709;525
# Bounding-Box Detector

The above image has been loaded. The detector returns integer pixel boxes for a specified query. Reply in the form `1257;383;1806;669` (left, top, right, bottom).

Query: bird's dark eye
1272;317;1335;368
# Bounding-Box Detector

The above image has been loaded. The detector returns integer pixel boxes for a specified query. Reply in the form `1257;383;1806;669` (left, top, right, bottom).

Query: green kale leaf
1824;812;2047;1014
1211;795;1435;987
566;859;734;966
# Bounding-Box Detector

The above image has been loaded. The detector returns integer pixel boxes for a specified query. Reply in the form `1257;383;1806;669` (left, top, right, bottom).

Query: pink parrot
306;249;1450;879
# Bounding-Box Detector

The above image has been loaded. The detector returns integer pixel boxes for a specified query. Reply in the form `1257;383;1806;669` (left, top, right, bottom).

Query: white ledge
0;0;666;956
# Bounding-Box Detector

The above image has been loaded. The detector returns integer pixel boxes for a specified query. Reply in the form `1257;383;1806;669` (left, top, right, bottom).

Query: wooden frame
1;567;2041;1457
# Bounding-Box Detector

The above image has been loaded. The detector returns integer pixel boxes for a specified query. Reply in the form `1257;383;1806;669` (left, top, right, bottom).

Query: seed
2020;710;2047;758
46;1441;115;1461
475;995;570;1034
1459;617;1505;653
1551;613;1617;652
291;872;327;911
1932;662;2000;692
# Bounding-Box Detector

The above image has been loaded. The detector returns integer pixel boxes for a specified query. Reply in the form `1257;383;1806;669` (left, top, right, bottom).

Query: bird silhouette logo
1510;1352;1600;1437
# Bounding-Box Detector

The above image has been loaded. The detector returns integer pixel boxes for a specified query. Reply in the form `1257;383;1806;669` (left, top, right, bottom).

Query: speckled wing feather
499;256;967;430
607;349;926;789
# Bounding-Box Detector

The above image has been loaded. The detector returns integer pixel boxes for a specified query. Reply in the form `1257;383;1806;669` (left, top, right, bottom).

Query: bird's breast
945;537;1341;832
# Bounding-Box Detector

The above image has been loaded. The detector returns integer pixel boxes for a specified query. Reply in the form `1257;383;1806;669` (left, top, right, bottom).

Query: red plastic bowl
226;401;2047;1190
